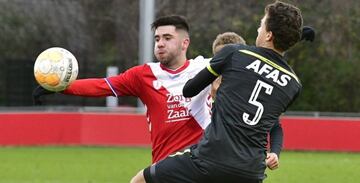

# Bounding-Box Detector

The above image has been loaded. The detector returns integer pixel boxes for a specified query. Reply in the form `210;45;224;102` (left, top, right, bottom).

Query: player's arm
32;78;115;105
32;78;114;105
64;65;143;97
270;120;283;157
62;78;114;97
33;78;113;98
183;68;217;97
33;65;143;104
266;119;283;170
183;44;237;97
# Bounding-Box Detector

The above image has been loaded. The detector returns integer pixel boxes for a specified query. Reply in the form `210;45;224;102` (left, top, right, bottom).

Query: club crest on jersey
153;80;162;90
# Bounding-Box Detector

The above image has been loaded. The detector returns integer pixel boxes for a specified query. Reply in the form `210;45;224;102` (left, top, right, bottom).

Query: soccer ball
34;47;79;92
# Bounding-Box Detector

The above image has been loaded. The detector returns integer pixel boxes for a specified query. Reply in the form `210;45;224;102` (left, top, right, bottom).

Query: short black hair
151;15;189;33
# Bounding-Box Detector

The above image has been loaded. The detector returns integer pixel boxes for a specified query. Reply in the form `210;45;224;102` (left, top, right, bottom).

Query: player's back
192;44;301;179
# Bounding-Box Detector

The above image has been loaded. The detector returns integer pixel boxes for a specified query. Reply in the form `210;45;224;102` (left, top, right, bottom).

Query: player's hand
301;26;315;42
266;152;279;170
32;85;55;105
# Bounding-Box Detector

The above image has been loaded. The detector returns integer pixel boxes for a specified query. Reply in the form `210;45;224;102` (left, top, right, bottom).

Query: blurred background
0;0;360;182
0;0;359;112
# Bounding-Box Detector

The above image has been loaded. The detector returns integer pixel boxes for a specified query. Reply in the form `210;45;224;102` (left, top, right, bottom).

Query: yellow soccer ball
34;47;78;92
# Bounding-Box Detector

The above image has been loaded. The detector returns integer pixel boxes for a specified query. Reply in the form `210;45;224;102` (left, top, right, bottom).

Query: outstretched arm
63;78;114;97
32;78;114;105
32;65;144;105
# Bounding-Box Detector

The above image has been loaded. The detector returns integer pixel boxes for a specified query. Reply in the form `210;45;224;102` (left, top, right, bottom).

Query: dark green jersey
185;44;301;179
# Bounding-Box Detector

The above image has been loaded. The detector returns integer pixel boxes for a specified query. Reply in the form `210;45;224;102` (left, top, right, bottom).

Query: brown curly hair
265;1;303;52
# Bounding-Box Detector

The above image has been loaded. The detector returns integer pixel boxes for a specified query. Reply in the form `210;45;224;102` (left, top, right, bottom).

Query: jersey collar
160;60;190;74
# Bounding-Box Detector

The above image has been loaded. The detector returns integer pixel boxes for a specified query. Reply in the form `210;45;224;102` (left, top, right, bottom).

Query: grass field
0;147;359;183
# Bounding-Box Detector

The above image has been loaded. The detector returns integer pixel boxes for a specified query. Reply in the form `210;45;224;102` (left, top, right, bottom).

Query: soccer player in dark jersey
210;32;283;171
131;1;304;183
209;28;314;171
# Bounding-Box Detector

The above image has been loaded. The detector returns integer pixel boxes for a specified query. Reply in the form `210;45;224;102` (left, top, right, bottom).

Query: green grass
265;151;360;183
0;146;151;183
0;147;359;183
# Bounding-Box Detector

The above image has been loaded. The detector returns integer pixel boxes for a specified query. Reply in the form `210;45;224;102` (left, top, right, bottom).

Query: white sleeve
193;55;212;64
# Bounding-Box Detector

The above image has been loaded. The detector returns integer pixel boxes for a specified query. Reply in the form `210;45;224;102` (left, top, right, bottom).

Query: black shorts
143;151;262;183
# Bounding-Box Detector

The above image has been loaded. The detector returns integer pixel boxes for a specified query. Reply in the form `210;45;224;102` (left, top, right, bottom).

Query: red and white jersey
64;56;212;163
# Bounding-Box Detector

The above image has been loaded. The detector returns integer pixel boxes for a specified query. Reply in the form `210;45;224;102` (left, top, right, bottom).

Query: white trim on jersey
104;78;118;97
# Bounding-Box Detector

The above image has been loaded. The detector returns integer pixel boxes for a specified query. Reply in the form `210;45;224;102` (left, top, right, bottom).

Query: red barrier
0;112;150;146
281;116;360;152
1;113;360;152
0;113;82;145
81;113;150;146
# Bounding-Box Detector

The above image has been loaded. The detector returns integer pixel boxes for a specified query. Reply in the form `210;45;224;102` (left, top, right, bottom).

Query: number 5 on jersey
243;80;273;125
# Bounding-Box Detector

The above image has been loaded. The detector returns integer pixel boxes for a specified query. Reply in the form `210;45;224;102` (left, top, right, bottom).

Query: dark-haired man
33;15;213;163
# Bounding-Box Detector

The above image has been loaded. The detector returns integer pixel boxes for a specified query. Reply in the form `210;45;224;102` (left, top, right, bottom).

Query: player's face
154;25;189;67
256;14;270;47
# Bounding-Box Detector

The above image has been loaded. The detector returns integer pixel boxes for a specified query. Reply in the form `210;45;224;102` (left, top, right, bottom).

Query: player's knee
130;169;146;183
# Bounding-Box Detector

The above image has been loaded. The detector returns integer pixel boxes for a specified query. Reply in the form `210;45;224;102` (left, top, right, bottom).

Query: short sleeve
208;44;239;76
193;55;211;64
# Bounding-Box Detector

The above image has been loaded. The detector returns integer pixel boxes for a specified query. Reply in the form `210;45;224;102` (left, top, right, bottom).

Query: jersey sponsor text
246;59;291;86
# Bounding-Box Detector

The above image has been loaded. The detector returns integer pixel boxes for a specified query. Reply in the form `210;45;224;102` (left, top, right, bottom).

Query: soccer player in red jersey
33;15;212;163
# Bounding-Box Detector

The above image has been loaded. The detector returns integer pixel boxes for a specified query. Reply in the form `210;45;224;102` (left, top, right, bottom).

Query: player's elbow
183;79;197;97
183;68;217;98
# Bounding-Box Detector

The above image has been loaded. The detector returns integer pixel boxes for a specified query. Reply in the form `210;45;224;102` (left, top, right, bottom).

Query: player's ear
266;31;273;42
182;37;190;51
